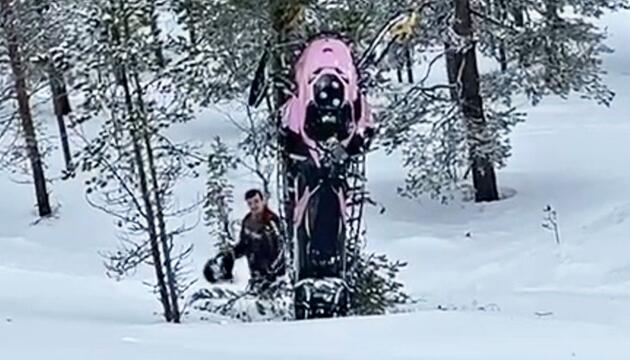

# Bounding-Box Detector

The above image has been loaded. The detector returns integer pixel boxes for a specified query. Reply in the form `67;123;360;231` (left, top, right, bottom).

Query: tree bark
451;0;499;202
1;0;52;217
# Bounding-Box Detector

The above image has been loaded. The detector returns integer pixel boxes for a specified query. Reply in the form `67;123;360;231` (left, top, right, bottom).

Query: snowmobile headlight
313;74;345;110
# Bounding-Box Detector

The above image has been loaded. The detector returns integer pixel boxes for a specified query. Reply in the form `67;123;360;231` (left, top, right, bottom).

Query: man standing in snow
204;189;285;290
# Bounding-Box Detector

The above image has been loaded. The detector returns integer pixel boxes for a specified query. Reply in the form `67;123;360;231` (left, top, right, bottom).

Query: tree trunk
496;0;508;72
451;0;499;202
33;0;73;172
185;0;197;48
120;0;178;322
1;0;52;217
405;44;414;83
120;64;173;323
48;66;73;173
512;3;524;26
132;72;181;323
270;1;298;114
148;0;165;67
543;1;563;86
115;0;173;322
498;45;507;72
444;42;458;100
146;137;181;323
270;0;302;245
510;3;526;66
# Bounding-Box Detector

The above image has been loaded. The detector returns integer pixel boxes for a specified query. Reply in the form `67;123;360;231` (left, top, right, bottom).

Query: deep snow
2;11;630;360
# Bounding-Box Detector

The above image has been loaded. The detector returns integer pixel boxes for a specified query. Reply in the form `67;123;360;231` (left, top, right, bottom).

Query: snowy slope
2;12;630;360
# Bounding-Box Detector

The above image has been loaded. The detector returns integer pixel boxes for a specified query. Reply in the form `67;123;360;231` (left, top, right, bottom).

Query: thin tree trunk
185;0;197;48
109;0;125;85
48;66;73;173
451;0;499;202
543;1;562;86
444;42;458;100
394;45;413;84
120;67;173;322
512;3;524;26
34;0;73;172
114;0;170;319
132;71;181;323
511;3;526;66
148;0;165;67
113;0;172;322
271;0;301;244
147;138;181;323
496;0;508;72
405;44;414;83
270;11;290;116
1;0;52;217
498;46;507;72
121;1;178;321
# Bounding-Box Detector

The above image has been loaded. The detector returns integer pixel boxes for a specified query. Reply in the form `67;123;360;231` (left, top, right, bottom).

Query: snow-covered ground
2;12;630;360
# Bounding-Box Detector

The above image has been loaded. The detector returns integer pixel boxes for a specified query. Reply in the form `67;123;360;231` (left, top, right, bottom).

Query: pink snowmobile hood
282;37;374;164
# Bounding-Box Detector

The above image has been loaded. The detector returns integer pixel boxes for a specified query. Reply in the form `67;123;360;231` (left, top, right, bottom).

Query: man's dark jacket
231;208;285;281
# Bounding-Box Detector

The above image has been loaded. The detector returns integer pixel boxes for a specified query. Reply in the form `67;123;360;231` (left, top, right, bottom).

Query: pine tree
203;137;237;248
0;0;52;217
478;0;628;106
31;0;75;175
378;0;627;202
169;0;208;49
73;0;199;323
451;0;499;202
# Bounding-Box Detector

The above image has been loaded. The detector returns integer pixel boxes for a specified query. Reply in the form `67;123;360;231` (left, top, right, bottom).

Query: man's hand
331;141;349;164
322;137;349;167
217;242;232;254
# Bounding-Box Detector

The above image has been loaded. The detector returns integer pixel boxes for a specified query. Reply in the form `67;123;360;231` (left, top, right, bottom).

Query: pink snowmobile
248;11;420;319
284;35;375;318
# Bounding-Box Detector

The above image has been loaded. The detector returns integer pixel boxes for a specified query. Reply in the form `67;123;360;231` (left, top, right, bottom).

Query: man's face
246;194;265;216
